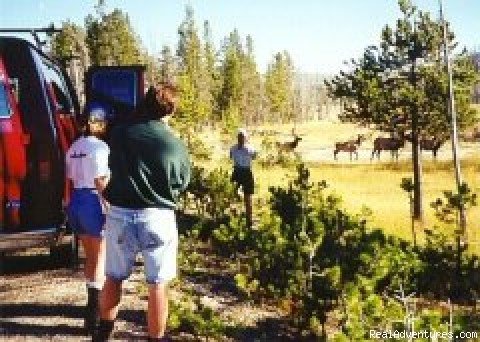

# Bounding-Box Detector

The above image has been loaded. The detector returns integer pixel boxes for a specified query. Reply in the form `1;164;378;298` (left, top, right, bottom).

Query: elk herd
251;128;450;162
335;131;447;161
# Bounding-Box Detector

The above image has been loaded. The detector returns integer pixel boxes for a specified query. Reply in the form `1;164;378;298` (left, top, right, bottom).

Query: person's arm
94;176;109;193
65;145;74;180
249;145;258;160
92;145;111;211
65;158;72;181
94;176;110;211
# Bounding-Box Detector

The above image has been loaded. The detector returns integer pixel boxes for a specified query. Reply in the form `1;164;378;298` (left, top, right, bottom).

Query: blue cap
85;102;109;121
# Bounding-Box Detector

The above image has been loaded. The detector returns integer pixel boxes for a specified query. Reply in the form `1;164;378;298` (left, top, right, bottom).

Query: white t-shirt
66;136;110;189
230;144;256;168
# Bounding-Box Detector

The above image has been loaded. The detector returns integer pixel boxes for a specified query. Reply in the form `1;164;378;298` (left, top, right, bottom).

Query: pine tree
175;5;205;134
326;0;478;220
241;35;262;125
85;7;142;66
265;51;295;123
217;29;244;130
202;20;220;126
159;45;176;83
50;21;90;104
141;51;162;87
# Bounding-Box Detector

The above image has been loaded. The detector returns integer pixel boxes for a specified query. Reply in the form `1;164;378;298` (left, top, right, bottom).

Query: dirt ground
0;248;291;342
0;250;158;341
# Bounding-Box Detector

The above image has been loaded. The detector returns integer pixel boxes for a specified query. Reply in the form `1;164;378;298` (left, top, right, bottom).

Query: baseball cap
86;103;108;122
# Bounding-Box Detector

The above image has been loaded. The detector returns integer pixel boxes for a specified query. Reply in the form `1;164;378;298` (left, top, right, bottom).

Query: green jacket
104;120;191;209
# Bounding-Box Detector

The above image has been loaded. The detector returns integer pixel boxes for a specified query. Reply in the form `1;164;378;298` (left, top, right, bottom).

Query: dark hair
135;83;178;121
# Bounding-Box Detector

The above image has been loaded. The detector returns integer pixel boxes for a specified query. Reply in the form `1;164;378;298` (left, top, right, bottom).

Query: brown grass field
200;120;480;253
255;159;480;251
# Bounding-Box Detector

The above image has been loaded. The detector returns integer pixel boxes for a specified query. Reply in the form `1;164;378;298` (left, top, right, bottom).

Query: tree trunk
411;59;423;221
412;131;423;220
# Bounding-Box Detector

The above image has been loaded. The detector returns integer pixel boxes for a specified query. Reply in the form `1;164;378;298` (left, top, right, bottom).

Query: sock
87;280;103;290
85;286;100;333
92;319;115;342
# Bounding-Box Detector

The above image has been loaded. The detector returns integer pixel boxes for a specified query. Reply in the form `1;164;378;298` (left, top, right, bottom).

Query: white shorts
104;206;178;284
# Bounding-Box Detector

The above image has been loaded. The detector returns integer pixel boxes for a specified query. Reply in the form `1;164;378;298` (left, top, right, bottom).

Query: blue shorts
67;189;105;238
105;206;178;284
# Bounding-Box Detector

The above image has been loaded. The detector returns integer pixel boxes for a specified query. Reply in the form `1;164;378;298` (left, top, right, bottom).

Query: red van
0;37;79;266
0;35;148;271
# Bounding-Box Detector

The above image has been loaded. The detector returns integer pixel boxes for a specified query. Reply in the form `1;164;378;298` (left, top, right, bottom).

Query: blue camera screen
91;70;138;107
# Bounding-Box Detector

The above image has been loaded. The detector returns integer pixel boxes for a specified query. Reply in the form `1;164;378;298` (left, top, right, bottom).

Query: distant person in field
66;104;110;334
230;128;257;227
95;83;190;342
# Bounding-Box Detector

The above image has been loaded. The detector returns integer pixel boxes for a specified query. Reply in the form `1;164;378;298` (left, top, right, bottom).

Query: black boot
92;319;114;342
85;287;100;334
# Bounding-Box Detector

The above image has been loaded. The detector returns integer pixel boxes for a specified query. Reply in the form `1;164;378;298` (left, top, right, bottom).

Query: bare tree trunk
411;60;423;221
412;131;423;220
439;0;466;238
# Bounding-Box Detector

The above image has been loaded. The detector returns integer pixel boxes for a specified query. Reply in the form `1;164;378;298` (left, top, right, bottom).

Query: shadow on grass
182;267;240;299
176;212;202;235
226;316;321;342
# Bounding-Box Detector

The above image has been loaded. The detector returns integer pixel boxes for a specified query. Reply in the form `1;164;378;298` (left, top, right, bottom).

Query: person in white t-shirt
230;128;256;227
66;104;110;334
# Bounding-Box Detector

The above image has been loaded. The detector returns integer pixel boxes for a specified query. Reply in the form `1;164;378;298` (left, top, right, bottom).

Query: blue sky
1;0;478;74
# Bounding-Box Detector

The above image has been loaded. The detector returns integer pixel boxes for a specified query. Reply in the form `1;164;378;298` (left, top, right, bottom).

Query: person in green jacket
95;83;190;342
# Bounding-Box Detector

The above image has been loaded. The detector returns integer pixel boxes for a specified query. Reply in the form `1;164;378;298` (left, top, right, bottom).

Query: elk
404;132;445;159
371;134;405;161
276;135;302;153
420;138;444;159
334;134;365;161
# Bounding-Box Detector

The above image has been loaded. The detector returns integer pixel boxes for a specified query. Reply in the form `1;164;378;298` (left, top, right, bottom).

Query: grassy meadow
255;159;480;249
198;120;480;252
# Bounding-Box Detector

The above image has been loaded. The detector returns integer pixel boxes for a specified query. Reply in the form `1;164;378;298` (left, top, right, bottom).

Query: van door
43;62;78;205
0;38;78;231
0;57;28;231
29;45;79;226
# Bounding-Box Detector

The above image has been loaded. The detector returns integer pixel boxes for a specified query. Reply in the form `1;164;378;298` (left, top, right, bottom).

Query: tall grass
197;120;480;252
253;157;480;253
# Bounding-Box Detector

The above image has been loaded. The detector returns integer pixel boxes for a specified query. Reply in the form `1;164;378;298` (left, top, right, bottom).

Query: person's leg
73;191;108;333
80;235;106;286
99;276;123;320
245;193;253;227
244;169;255;227
139;208;178;339
95;206;138;340
147;283;169;338
94;276;123;341
79;235;105;333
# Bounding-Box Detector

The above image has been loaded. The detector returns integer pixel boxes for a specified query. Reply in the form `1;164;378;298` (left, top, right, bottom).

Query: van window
92;70;138;106
0;79;11;118
32;49;74;115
